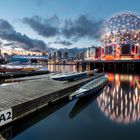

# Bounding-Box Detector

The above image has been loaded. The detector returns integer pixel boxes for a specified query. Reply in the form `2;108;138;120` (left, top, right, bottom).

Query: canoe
69;76;108;100
51;69;98;81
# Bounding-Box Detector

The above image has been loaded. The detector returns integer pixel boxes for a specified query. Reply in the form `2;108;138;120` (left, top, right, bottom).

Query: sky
0;0;140;51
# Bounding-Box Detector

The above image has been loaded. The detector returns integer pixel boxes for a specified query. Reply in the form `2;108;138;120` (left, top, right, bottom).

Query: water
47;64;77;73
1;65;140;140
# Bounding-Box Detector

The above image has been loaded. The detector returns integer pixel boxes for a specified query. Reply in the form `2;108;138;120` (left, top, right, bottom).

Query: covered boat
0;63;42;73
51;69;98;81
69;76;108;100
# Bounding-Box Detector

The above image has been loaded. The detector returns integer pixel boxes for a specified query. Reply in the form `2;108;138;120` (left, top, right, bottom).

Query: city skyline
0;0;140;50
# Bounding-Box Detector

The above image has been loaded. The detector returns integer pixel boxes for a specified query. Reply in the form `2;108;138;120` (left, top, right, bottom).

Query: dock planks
0;74;98;126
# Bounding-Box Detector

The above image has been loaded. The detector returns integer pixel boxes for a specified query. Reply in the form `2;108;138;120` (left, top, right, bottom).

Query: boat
69;76;108;100
69;89;104;119
0;67;23;73
50;69;98;81
0;63;43;73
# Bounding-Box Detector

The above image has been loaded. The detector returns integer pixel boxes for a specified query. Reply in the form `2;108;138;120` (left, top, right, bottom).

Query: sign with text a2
0;109;12;127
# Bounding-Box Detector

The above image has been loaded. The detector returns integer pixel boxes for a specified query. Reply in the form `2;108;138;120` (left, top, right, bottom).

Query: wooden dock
0;70;49;79
0;73;100;127
77;60;140;73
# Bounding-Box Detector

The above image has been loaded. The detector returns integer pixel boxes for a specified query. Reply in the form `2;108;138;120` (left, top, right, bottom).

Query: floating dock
0;70;49;79
0;73;101;127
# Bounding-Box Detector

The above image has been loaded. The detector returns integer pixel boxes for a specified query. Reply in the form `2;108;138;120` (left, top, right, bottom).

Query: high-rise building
85;46;96;60
56;51;62;60
63;52;68;59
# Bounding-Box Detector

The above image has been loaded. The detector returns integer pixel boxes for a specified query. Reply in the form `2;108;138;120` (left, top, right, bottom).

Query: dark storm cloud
22;15;103;41
4;42;15;46
62;15;104;39
53;40;72;46
0;19;47;51
23;15;60;37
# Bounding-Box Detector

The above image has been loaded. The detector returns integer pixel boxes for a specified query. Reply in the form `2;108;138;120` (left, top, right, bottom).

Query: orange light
108;73;115;81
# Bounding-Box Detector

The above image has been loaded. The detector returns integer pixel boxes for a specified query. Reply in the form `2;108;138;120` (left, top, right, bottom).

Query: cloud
0;19;47;51
62;15;104;39
23;15;60;37
53;40;72;46
23;15;103;41
4;42;15;46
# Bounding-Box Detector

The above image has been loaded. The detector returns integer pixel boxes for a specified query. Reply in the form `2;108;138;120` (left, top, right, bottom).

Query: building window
105;46;114;55
121;44;131;55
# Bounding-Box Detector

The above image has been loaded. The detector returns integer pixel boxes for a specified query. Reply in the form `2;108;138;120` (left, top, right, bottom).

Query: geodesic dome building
99;12;140;60
100;11;140;46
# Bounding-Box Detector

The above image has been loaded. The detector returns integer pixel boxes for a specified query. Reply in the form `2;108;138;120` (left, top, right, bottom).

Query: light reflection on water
97;74;140;124
47;64;77;73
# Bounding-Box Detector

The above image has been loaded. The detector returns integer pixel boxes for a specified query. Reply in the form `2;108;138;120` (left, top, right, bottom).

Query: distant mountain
48;47;86;57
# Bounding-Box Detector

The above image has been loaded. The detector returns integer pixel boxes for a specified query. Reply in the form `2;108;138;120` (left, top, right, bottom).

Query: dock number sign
0;109;12;126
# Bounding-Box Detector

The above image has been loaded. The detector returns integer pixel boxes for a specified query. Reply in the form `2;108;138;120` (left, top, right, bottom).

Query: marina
0;70;140;140
0;0;139;139
0;70;103;127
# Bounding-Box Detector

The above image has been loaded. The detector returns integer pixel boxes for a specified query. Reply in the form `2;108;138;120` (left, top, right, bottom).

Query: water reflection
47;64;77;73
69;89;104;119
97;73;140;124
0;98;70;140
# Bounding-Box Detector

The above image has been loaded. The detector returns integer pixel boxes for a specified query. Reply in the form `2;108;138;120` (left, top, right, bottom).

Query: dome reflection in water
97;73;140;124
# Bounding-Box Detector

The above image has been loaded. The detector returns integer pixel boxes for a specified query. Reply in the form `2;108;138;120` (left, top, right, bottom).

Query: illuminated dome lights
100;11;140;46
97;82;140;124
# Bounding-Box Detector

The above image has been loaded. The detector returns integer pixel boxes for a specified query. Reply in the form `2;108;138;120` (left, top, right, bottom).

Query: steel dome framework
100;12;140;46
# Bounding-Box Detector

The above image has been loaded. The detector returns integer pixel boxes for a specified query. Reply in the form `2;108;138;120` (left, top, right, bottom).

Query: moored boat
69;76;108;100
0;67;23;73
51;69;98;81
0;63;42;73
